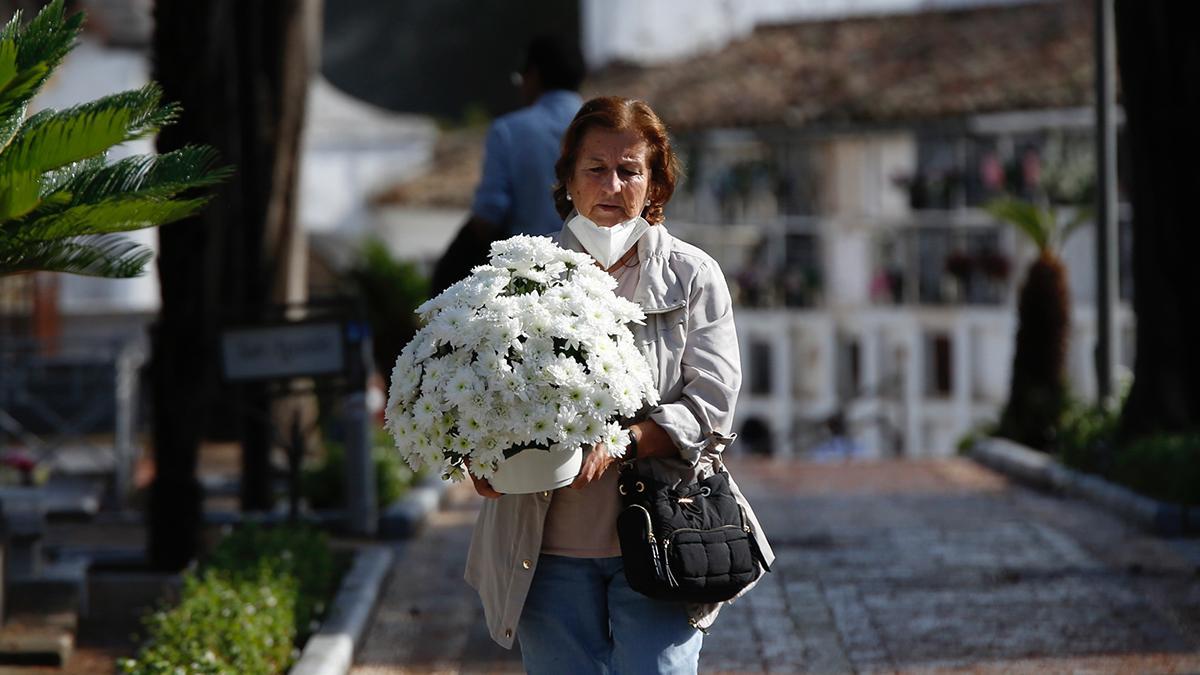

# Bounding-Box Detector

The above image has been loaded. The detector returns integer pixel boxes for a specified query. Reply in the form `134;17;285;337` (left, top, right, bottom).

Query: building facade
584;0;1130;457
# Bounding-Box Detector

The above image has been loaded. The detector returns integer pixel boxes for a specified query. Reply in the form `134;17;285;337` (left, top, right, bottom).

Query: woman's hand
570;444;617;490
466;463;503;499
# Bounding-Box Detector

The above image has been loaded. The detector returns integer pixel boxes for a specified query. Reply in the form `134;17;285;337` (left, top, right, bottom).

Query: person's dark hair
524;35;585;92
553;97;680;225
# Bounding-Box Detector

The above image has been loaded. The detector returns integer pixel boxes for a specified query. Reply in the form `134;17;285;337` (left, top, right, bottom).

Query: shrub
120;524;337;675
1055;397;1121;474
1053;391;1199;507
120;568;296;674
302;433;418;509
344;238;428;389
203;523;336;636
1111;433;1200;506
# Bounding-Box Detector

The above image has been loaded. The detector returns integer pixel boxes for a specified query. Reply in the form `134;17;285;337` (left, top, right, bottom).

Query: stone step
82;563;182;645
0;619;74;667
5;558;88;619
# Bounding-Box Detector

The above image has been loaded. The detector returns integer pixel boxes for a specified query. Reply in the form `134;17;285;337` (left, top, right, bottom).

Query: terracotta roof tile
384;0;1095;207
584;0;1093;130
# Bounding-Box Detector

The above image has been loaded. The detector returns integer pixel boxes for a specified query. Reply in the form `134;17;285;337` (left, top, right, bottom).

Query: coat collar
556;216;684;313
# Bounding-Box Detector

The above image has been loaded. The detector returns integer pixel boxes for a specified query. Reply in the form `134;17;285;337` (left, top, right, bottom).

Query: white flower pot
489;446;583;494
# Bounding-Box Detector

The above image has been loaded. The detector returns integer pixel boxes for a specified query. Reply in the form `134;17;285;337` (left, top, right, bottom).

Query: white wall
820;133;914;308
369;206;468;266
581;0;755;67
298;79;438;237
731;305;1134;458
826;227;872;307
820;134;914;218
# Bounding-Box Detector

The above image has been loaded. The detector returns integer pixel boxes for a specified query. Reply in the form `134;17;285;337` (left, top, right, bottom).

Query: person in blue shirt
432;36;585;294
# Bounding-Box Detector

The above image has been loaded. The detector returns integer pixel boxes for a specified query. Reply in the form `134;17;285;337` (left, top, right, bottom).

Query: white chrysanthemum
584;388;616;418
444;369;480;407
528;409;556;444
412;393;439;427
384;234;658;482
579;413;605;443
601;421;628;458
545;355;587;388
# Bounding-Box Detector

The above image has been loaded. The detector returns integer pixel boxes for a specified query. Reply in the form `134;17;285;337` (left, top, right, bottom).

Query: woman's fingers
471;473;503;499
570;444;610;489
476;481;502;499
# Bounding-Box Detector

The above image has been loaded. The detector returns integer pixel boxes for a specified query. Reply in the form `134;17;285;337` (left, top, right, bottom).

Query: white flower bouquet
384;235;659;487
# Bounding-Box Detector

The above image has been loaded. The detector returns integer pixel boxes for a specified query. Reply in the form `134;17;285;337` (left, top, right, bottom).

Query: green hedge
302;434;419;510
1054;398;1200;507
1110;433;1200;506
1055;397;1121;474
120;524;338;675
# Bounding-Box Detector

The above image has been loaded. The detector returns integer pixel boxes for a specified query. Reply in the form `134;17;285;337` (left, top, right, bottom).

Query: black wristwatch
625;427;639;460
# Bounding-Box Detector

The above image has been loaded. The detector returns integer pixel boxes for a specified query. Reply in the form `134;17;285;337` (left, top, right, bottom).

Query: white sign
221;322;345;381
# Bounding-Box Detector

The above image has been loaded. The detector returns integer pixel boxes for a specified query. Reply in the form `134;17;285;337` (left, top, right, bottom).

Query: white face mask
566;213;649;269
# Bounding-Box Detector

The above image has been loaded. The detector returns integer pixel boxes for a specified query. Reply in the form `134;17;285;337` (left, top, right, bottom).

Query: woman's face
567;127;651;228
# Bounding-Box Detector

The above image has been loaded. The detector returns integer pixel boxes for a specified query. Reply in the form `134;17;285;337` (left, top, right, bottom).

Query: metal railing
0;337;146;507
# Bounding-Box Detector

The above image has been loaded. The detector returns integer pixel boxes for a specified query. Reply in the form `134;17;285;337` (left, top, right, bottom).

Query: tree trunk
1114;2;1200;438
998;251;1071;450
151;0;315;569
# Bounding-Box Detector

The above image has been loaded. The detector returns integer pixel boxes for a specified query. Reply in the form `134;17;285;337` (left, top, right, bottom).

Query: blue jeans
518;554;703;674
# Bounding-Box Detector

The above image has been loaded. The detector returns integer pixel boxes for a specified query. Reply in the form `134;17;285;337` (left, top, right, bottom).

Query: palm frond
0;171;40;220
48;145;231;207
0;0;81;150
10;0;80;72
38;154;105;196
0;38;16;88
13;195;210;242
985;197;1053;251
0;84;173;175
0;61;48;151
0;0;227;280
0;233;153;277
0;8;22;42
123;87;179;141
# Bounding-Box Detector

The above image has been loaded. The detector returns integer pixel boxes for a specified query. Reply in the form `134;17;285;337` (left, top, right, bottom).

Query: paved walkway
352;458;1200;674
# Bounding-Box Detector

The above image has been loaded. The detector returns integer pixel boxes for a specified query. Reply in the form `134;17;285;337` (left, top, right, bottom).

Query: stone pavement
352;458;1200;674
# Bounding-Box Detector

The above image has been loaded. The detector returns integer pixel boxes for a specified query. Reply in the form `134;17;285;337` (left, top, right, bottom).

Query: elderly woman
465;96;774;674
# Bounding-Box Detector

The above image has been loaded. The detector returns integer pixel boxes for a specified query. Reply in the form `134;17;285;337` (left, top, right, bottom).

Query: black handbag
616;465;769;604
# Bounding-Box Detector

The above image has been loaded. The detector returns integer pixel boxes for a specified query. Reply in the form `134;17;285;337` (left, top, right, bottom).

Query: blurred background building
1;0;1126;468
597;0;1132;459
379;0;1131;459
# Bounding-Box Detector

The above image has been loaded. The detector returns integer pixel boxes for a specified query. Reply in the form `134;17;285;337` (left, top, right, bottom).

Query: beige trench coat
464;223;776;649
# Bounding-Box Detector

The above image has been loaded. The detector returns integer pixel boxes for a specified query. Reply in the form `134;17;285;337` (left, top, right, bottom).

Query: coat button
521;559;532;569
505;628;513;639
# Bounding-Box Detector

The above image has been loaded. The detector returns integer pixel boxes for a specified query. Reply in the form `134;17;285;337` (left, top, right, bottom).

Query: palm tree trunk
151;0;316;569
999;252;1070;450
1114;1;1200;438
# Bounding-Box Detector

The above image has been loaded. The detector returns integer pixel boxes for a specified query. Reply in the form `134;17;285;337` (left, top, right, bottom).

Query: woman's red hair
553;96;680;225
